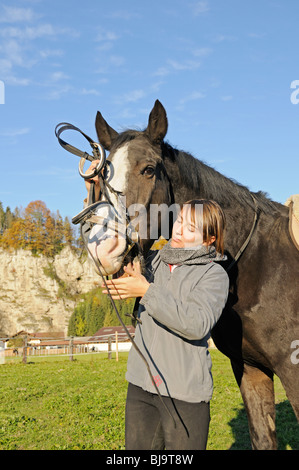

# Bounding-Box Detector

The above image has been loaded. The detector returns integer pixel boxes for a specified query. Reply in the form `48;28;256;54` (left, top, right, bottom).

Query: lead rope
56;122;177;428
80;222;176;429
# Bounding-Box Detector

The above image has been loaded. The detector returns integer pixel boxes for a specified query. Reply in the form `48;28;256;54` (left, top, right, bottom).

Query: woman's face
171;205;215;248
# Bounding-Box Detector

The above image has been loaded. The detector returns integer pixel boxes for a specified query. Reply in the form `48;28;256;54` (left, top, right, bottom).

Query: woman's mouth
171;238;181;247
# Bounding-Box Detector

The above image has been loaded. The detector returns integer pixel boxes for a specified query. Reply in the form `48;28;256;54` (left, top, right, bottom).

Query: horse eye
142;166;155;178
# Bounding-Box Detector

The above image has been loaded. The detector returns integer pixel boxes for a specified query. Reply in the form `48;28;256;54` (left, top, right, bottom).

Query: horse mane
162;142;281;216
110;129;281;216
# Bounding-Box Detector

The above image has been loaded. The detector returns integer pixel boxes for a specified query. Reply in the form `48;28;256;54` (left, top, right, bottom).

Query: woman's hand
85;159;101;202
102;260;150;300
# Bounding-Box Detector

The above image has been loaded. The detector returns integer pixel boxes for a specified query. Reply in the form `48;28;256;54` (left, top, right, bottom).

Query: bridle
226;193;260;272
55;123;138;252
55;122;176;427
55;121;143;328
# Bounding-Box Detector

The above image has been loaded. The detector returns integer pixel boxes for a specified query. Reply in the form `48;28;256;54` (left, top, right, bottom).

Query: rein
55;122;138;248
226;194;260;272
55;122;176;428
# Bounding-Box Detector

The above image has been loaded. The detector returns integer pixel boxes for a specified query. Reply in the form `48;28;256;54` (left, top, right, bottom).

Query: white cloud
117;108;138;120
104;10;141;21
122;89;146;103
191;1;210;15
50;71;69;82
94;28;120;56
211;34;237;43
179;91;205;105
0;5;79;87
154;58;201;77
94;54;126;76
41;82;101;101
95;30;119;42
153;66;170;77
96;42;114;52
109;55;125;67
0;5;40;23
114;89;146;104
167;59;201;71
0;54;31;86
221;95;233;101
44;85;73;101
80;88;101;96
4;75;31;86
39;49;64;59
0;39;37;68
0;24;79;40
0;128;31;137
192;47;212;58
248;32;267;39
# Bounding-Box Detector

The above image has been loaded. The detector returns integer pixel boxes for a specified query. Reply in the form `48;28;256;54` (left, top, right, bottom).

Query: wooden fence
0;333;132;364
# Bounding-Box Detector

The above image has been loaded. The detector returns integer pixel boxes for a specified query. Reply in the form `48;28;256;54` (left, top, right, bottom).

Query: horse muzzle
73;200;139;276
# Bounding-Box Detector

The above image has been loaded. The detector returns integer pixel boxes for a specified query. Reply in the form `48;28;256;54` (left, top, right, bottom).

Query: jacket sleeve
139;264;229;341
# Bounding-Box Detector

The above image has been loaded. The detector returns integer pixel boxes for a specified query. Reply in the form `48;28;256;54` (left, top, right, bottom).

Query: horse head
88;100;175;275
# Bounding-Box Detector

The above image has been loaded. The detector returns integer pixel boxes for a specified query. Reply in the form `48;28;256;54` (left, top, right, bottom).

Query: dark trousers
125;383;210;450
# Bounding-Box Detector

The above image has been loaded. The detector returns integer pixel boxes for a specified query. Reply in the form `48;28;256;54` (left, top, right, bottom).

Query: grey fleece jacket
125;251;229;403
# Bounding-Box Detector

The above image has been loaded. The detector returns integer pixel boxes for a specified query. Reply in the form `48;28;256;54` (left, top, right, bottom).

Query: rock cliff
0;247;100;336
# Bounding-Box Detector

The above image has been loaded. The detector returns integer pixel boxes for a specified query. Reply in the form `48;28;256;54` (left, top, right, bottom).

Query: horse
89;99;299;449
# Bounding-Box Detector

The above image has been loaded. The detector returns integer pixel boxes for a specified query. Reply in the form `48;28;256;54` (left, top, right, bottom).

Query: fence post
108;336;112;360
115;332;118;362
22;335;28;364
0;341;4;365
69;336;74;362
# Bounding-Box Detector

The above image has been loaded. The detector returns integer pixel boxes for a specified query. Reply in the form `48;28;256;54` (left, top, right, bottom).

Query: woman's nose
174;222;182;236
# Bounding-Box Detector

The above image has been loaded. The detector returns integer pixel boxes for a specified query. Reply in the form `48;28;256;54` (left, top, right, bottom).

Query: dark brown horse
91;100;299;449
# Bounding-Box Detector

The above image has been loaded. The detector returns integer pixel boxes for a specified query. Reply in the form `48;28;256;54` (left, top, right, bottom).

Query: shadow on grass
229;401;299;450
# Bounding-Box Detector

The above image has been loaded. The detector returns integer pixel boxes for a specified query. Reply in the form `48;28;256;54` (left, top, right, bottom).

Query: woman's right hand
85;160;101;201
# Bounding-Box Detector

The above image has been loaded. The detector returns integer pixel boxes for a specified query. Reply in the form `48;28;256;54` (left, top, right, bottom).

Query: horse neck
162;145;278;253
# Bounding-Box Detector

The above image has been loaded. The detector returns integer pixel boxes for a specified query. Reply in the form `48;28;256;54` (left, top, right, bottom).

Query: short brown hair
184;199;226;255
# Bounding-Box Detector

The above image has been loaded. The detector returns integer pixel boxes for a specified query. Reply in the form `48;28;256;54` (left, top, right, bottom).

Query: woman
101;199;229;450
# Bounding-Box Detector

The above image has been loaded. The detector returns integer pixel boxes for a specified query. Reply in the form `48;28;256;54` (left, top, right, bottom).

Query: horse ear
146;100;168;144
95;111;119;150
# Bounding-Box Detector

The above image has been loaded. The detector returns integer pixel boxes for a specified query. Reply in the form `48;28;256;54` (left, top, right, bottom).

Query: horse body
92;100;299;449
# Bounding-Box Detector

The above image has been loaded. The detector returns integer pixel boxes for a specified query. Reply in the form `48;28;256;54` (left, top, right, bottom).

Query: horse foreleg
233;362;277;450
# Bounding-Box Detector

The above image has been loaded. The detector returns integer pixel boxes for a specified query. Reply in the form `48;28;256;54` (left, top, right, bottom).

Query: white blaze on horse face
87;143;131;275
106;143;130;202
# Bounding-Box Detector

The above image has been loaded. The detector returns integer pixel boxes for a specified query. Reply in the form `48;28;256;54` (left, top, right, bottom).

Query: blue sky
0;0;298;220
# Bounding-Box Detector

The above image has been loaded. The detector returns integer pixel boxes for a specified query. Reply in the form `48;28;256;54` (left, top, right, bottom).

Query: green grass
0;350;298;450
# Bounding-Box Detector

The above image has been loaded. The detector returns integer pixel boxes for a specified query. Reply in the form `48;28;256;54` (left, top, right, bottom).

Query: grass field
0;350;298;450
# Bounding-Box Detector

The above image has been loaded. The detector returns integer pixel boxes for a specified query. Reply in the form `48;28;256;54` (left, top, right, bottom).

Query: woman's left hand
101;260;150;299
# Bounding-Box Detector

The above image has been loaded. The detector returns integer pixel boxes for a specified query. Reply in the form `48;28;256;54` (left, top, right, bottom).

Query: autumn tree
63;216;74;246
0;204;15;235
23;200;49;253
0;200;78;256
0;218;26;250
0;202;4;234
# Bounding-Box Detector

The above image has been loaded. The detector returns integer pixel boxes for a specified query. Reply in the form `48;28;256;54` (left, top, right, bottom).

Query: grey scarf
159;239;226;266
